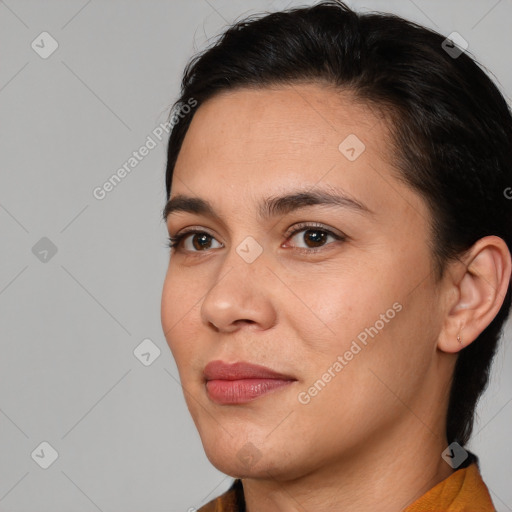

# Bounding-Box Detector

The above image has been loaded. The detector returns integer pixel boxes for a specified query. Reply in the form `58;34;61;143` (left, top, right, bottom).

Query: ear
438;236;511;354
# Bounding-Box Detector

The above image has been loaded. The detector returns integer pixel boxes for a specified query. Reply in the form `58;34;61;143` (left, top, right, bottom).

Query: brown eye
168;231;223;252
297;229;329;248
168;223;345;254
285;224;345;251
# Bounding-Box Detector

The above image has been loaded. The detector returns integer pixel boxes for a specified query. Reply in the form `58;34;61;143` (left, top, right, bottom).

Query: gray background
0;0;511;510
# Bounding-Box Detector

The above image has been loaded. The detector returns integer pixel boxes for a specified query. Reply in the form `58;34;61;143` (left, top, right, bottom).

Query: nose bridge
233;233;266;266
200;233;275;331
213;233;269;299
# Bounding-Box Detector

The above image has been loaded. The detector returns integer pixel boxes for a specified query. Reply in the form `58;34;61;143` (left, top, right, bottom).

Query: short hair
164;0;512;446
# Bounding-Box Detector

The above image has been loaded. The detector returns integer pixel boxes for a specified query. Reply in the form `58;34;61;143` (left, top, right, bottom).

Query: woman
160;1;512;510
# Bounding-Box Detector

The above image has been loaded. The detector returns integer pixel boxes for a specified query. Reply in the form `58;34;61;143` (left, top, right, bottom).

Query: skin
161;83;511;511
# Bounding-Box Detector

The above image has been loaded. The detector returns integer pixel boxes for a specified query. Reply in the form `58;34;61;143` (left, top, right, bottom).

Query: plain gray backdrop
1;0;511;510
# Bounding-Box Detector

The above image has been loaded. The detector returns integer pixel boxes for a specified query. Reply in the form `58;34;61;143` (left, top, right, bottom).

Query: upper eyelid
171;222;340;238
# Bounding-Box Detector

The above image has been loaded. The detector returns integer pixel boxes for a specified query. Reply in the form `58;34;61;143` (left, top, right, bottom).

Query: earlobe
456;330;463;346
437;236;511;354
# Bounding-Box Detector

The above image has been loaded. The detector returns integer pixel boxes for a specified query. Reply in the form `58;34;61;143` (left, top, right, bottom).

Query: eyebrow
163;186;374;220
162;187;372;222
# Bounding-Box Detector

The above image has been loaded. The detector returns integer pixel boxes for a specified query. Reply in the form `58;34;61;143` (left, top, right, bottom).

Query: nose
200;246;278;333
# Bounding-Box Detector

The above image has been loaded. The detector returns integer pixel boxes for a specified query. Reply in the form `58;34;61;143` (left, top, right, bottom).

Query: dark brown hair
164;0;512;445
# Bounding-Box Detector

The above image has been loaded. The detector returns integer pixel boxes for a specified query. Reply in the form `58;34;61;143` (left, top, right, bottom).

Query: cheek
277;261;396;354
161;270;176;342
282;252;434;386
161;267;200;359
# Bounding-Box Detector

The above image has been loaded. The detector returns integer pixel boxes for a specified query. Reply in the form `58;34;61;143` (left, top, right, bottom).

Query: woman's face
161;83;451;480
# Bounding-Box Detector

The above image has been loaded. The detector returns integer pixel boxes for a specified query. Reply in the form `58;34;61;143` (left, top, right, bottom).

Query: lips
203;360;297;404
204;360;295;381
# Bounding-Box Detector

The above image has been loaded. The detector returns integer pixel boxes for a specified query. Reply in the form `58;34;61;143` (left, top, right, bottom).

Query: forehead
178;83;385;164
169;83;424;222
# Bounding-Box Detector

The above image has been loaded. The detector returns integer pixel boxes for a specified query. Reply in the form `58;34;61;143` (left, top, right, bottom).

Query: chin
197;427;270;475
200;432;310;482
204;447;284;480
202;442;255;477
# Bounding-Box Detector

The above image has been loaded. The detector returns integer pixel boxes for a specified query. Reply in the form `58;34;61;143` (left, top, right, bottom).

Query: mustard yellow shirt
197;462;495;511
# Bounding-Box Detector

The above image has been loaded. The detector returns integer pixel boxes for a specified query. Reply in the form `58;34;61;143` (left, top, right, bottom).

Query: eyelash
167;222;346;255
